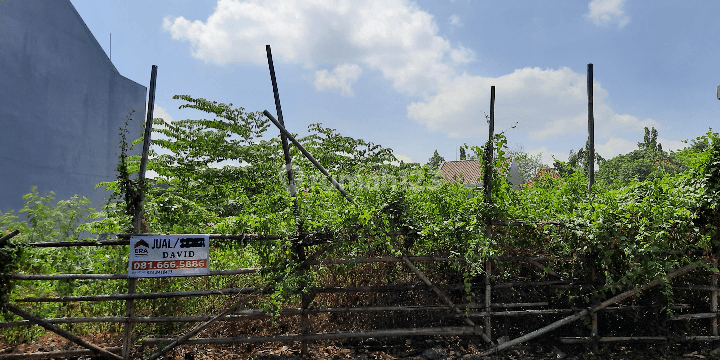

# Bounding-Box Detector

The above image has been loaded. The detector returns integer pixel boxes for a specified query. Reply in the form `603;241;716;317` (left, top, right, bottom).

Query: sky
70;0;720;167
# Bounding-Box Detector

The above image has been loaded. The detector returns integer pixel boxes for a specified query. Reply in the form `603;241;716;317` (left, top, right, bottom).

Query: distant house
522;168;560;188
440;159;525;190
0;0;147;214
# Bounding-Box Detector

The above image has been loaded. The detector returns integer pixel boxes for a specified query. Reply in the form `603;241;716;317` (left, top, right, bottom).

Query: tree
459;147;466;160
597;127;687;186
505;145;547;182
553;141;605;177
426;150;445;169
638;126;661;151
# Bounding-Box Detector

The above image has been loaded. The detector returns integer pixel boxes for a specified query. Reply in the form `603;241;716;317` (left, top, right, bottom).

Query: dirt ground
3;332;720;360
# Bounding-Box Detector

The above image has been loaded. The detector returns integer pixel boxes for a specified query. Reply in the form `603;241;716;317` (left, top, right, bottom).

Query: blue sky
71;0;720;167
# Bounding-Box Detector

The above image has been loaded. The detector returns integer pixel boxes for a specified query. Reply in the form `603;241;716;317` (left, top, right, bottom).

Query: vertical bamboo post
266;45;308;354
483;86;495;341
266;45;297;200
713;256;718;336
587;63;595;193
590;257;598;352
123;65;157;360
587;63;598;351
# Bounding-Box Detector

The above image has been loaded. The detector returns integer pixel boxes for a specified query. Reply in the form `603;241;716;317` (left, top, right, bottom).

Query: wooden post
590;255;599;352
267;45;312;354
266;45;297;199
713;256;718;336
132;65;157;232
485;260;492;340
124;65;157;360
483;86;495;342
587;63;595;193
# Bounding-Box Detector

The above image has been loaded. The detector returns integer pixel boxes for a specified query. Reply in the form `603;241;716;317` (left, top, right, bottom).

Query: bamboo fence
1;230;718;360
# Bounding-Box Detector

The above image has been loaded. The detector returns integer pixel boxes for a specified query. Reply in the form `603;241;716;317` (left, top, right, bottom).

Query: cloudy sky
71;0;720;166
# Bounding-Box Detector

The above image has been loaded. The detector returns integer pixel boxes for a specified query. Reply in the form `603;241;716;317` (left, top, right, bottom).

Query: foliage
0;186;98;323
597;127;688;186
505;145;548;183
3;94;720;339
553;140;606;178
426;150;445;169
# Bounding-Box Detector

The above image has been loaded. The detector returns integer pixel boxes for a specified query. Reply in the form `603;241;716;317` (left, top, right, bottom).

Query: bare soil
3;332;720;360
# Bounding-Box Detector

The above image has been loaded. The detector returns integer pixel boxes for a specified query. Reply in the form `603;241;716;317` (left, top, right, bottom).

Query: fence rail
1;230;718;359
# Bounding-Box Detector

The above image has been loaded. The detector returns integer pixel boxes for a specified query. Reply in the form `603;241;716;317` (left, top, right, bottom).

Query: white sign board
129;235;209;278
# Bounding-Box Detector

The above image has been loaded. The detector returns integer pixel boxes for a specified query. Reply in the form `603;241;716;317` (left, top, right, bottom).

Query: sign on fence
128;235;210;278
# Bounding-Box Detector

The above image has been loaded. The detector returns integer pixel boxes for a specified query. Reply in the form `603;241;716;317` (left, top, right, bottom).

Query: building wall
0;0;147;214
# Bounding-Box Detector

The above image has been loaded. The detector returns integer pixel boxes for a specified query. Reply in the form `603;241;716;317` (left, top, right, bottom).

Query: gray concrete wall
0;0;147;214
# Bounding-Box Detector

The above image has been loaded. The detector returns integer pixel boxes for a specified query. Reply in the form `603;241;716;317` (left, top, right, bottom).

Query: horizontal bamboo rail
0;303;555;329
1;268;260;280
481;263;700;356
0;347;122;360
466;309;577;317
142;326;484;345
15;287;260;303
559;336;720;344
669;312;717;321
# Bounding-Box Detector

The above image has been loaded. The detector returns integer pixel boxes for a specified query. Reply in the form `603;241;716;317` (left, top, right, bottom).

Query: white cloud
394;153;414;164
448;14;463;28
595;137;637;159
163;0;474;96
527;146;564;168
658;137;686;152
586;0;629;28
151;104;174;125
407;67;657;140
314;63;362;96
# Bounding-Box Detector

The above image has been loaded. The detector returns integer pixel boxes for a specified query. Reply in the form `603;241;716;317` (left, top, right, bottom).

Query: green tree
505;145;547;182
426;150;445;169
553;141;605;177
597;127;687;186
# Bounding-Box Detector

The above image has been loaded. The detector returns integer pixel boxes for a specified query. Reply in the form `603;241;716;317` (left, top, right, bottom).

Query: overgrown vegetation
1;95;718;346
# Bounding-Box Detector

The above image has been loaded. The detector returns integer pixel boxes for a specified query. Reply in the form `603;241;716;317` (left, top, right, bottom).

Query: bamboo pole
12;279;582;303
263;110;354;203
121;278;136;359
481;263;699;355
485;260;492;339
587;63;594;192
399;255;493;344
147;295;257;360
466;309;577;317
3;304;123;360
312;255;455;265
142;326;484;345
1;268;260;281
526;259;561;278
668;312;718;321
0;303;559;329
713;256;718;335
0;230;20;245
482;85;495;342
560;336;720;344
0;347;122;360
15;287;260;303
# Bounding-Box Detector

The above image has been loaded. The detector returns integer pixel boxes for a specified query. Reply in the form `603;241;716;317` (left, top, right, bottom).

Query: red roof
440;160;483;185
522;168;560;188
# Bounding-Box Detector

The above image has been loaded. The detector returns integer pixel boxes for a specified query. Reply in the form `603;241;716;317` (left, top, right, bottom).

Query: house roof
440;160;483;185
522;168;560;187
